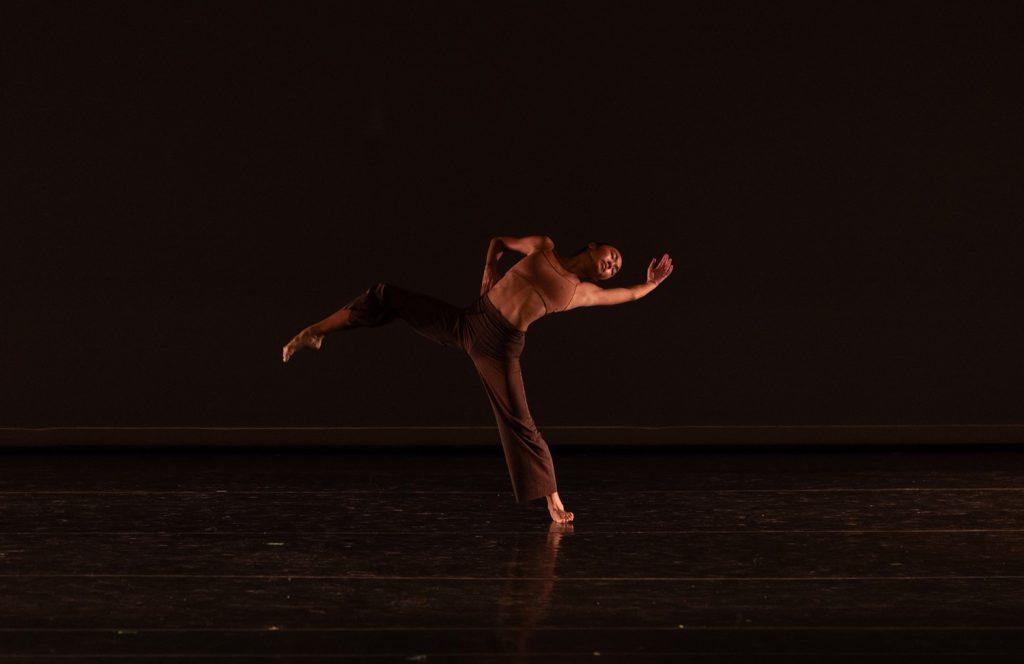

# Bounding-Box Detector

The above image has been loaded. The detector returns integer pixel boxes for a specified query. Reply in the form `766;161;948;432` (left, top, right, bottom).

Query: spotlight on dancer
282;236;674;523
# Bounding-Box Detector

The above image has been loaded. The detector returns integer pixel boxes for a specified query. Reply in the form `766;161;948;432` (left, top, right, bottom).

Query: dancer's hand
646;253;674;286
480;262;499;295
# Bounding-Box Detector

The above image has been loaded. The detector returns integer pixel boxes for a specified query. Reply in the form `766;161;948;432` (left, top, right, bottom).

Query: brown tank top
503;249;580;313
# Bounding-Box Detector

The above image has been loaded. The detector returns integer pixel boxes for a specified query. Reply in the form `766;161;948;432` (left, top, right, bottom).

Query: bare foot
546;490;574;524
282;327;324;363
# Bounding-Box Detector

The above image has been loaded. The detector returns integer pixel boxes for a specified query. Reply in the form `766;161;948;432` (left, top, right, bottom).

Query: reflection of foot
282;328;324;363
548;521;574;536
545;490;574;524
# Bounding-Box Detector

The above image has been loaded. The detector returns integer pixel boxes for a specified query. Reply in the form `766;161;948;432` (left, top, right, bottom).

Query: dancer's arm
575;253;673;307
495;235;554;256
575;282;645;306
481;235;553;294
481;238;503;294
484;237;504;264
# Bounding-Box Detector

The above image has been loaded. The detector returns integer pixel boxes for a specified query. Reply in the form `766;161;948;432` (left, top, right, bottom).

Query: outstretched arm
574;253;674;307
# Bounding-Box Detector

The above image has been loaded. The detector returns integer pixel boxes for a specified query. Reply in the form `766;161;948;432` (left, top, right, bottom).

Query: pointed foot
282;328;324;363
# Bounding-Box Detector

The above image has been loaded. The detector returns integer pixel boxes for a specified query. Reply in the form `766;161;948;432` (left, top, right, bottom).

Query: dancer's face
589;243;621;281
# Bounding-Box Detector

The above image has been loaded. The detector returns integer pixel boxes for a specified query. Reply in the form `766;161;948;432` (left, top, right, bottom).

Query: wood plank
2;577;1024;629
1;531;1023;578
1;627;1023;658
1;489;1022;533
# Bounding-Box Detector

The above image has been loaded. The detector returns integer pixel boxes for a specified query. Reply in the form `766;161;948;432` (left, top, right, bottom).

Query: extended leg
308;306;354;335
283;282;463;362
282;311;340;363
342;282;463;349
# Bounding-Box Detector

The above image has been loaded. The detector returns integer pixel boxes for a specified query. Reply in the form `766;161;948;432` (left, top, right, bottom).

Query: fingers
650;254;673;278
650;253;674;283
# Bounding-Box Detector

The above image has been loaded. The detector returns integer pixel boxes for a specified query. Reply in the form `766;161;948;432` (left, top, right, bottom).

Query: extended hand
646;253;674;286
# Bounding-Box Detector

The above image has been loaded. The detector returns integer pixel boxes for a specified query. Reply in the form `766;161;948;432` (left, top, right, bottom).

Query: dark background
3;2;1021;428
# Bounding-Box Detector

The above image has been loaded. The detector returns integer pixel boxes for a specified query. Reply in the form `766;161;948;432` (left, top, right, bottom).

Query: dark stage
2;447;1023;661
6;0;1024;661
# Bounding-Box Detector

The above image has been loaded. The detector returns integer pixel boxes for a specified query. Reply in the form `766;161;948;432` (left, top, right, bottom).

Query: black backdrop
4;2;1021;429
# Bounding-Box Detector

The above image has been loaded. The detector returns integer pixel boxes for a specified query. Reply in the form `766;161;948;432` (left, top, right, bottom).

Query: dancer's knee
372;281;406;304
512;420;544;445
346;282;399;327
360;282;387;308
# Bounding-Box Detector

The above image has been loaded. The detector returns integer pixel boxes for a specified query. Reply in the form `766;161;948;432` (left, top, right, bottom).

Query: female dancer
282;236;674;523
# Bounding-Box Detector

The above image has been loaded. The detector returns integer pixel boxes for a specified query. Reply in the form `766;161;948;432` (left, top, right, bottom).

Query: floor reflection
493;520;574;657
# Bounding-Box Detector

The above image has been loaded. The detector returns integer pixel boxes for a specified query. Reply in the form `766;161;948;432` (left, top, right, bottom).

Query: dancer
282;236;674;523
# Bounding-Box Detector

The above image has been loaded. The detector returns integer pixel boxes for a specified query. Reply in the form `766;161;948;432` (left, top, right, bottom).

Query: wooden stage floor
1;447;1023;661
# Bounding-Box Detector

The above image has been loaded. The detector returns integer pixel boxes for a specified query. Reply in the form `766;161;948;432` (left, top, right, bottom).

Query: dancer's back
486;243;582;331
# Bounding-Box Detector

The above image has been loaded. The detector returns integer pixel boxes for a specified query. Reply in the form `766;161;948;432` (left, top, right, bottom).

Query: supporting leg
469;352;572;521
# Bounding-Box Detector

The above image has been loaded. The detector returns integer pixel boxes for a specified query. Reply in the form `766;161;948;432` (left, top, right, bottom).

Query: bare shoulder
569;280;635;308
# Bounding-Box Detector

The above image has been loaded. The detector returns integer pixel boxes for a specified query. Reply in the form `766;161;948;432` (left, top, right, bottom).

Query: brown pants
339;282;558;504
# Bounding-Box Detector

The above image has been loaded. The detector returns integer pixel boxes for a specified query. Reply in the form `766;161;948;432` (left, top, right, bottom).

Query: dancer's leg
345;282;463;348
308;307;353;335
469;352;572;522
284;282;462;362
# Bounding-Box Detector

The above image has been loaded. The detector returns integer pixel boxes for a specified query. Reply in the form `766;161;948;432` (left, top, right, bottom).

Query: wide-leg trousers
338;281;558;504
